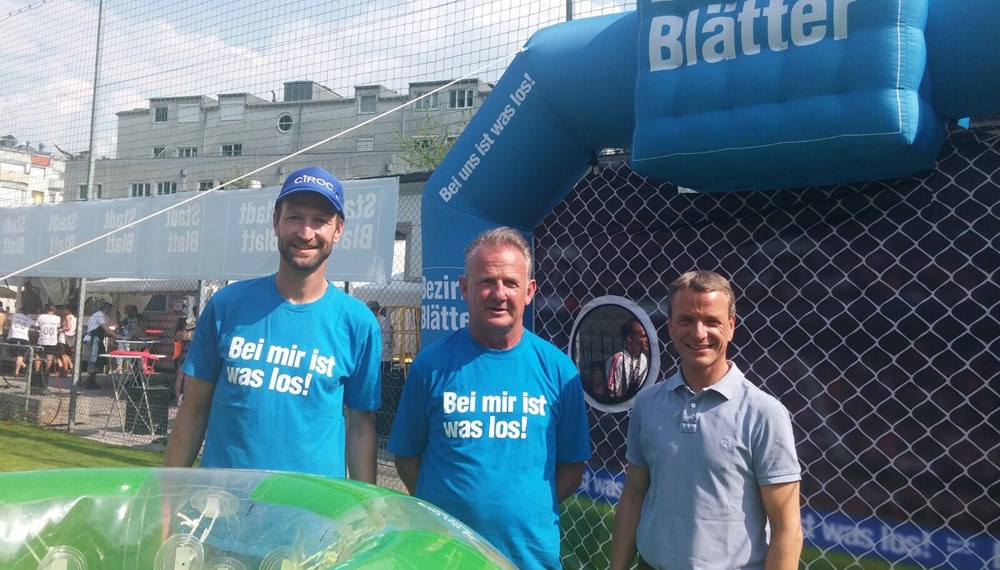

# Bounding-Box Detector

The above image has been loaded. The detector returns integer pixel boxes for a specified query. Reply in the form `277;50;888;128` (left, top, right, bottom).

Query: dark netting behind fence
536;126;1000;569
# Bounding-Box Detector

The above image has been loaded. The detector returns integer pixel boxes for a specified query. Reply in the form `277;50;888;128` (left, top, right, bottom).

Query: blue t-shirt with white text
184;275;381;477
388;328;591;570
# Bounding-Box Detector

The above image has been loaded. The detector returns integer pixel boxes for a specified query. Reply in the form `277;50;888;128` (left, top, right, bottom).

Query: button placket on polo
680;391;701;433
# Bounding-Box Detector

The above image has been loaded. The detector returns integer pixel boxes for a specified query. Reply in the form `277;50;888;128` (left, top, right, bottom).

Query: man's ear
330;214;345;244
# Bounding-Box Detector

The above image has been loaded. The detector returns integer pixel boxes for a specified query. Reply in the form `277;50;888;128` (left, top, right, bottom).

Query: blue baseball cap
275;166;344;215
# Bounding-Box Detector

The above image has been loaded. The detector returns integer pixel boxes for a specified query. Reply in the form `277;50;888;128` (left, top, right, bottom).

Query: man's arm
100;316;116;337
345;407;377;484
163;377;215;466
761;481;803;570
393;455;421;495
555;462;585;503
606;353;623;397
610;463;650;570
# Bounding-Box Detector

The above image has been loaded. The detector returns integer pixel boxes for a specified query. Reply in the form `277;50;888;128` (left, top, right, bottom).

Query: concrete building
0;136;66;206
61;78;490;285
62;78;490;200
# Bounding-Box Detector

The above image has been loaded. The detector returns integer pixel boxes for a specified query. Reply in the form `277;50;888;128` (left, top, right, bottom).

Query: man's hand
163;377;214;467
610;463;650;570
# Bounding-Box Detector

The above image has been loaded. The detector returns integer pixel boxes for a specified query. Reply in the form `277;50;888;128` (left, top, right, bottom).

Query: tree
395;110;465;173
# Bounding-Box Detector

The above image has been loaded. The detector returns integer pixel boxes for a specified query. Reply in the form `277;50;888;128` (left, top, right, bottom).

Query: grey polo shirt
626;362;800;570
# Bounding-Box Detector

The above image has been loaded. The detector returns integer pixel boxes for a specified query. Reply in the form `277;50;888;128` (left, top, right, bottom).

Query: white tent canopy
84;279;200;294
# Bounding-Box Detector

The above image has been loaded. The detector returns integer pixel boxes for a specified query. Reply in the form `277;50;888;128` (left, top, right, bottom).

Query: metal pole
69;0;103;431
566;0;573;21
67;278;88;432
83;0;105;202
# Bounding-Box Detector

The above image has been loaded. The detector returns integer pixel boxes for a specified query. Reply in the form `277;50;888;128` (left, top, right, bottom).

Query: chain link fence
1;1;998;568
0;0;631;475
537;126;1000;569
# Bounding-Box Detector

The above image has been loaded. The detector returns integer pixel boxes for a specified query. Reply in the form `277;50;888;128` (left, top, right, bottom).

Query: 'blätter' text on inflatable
420;0;1000;345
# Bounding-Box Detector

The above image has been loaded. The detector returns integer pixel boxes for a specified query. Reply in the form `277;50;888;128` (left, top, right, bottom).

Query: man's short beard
278;243;331;273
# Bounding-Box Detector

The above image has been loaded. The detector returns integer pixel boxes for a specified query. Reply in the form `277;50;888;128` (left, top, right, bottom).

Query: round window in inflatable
569;296;660;413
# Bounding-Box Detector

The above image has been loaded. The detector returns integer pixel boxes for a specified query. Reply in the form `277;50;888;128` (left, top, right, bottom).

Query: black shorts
35;345;56;357
6;338;30;358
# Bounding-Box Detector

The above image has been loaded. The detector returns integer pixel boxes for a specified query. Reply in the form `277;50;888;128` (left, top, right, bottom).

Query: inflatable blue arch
420;0;1000;344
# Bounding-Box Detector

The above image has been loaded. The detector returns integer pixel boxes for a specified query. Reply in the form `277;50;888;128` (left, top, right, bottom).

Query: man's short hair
621;318;641;341
463;226;533;279
667;270;736;318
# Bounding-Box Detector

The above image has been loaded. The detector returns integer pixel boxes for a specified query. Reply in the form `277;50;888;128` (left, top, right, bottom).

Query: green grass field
1;423;929;570
559;495;925;570
0;421;163;472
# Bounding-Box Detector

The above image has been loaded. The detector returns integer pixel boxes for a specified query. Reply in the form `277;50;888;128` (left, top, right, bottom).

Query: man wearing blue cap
165;166;381;482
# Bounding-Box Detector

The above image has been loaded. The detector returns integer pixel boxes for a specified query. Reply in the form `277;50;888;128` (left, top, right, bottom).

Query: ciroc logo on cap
293;174;336;191
276;166;344;215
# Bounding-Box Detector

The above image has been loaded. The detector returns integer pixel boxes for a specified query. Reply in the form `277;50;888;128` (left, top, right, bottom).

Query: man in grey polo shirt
611;270;803;570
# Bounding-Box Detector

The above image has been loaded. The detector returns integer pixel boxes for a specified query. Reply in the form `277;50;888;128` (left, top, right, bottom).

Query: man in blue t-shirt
164;166;381;482
388;227;591;570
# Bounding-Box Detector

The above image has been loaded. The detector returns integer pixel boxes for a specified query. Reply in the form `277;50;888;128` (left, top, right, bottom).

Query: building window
198;180;216;191
130;183;151;197
78;184;102;200
358;94;377;114
157;181;177;195
178;147;198;158
221;143;242;157
220;103;244;122
154;106;168;122
412;136;434;151
449;88;475;109
285;82;312;102
277;113;294;134
153;146;169;158
177;104;200;123
357;137;375;152
413;92;439;110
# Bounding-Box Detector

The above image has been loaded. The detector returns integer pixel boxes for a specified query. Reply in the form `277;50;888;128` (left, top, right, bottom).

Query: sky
0;0;633;158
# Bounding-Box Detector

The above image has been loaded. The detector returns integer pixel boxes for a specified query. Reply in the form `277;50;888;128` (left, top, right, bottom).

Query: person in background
31;304;61;393
605;318;650;399
172;316;195;405
120;304;146;339
367;301;394;376
20;279;43;315
389;226;591;569
56;306;77;378
84;301;116;389
611;270;802;570
164;166;381;482
6;305;33;377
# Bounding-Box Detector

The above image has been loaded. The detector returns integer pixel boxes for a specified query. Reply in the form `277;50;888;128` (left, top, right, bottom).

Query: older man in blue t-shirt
611;270;803;570
389;227;591;570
